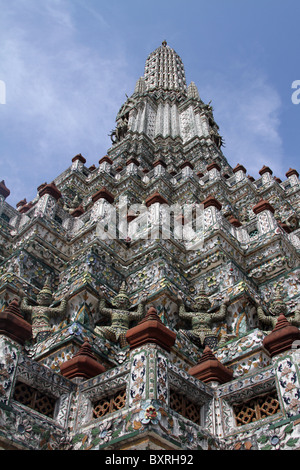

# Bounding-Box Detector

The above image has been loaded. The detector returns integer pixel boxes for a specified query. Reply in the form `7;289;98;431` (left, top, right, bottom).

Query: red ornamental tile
145;192;169;207
0;299;32;345
207;162;221;172
16;199;27;209
180;161;194;170
253;199;275;215
19;202;33;214
92;187;114;204
70;205;85;217
259;165;273;176
99;155;113;165
153;159;167;168
126;157;140;166
202;195;222;211
188;346;233;384
38;182;62;201
286;168;299;178
60;342;106;379
72;153;86;164
233;163;247;174
0;180;10;199
278;221;291;233
263;314;300;358
228;216;242;227
126;307;176;352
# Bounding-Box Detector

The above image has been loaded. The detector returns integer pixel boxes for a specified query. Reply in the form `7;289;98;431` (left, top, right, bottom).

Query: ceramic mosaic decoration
0;42;299;451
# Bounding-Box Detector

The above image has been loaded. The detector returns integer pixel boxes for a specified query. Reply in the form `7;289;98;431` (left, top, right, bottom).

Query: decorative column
263;314;300;358
0;299;32;406
265;316;300;418
233;163;247;183
126;306;176;410
35;182;62;218
202;194;222;231
252;199;277;235
71;153;86;171
180;161;194;178
99;155;113;173
286;168;299;188
206;162;221;181
153;159;167;177
126;157;140;175
91;188;116;239
259;165;273;185
0;180;10;217
227;215;247;243
145;191;169;240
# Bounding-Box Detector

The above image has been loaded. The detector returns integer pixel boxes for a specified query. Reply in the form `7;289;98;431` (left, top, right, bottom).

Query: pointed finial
162;40;167;47
39;277;52;296
119;281;127;295
197;280;206;294
112;281;130;306
187;81;200;100
134;77;146;94
269;284;287;316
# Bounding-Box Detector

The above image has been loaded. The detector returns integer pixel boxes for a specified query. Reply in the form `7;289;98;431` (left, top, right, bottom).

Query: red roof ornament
92;187;114;204
228;216;242;227
180;161;194;170
0;299;32;345
72;153;86;164
263;314;300;358
189;346;233;384
259;165;273;176
145;191;169;207
99;155;113;165
253;198;275;215
38;182;62;201
202;194;222;211
70;205;85;217
126;306;176;352
233;163;247;174
0;180;10;199
286;168;299;178
60;341;106;380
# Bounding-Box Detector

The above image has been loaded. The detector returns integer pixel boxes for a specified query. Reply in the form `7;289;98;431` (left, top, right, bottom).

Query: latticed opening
92;388;126;419
234;390;280;427
13;380;56;418
170;388;201;425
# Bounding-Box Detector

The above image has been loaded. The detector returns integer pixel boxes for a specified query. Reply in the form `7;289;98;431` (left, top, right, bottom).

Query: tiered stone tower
0;42;299;451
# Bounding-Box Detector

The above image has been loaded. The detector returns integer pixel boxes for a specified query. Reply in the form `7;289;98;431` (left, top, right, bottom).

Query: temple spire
144;41;187;94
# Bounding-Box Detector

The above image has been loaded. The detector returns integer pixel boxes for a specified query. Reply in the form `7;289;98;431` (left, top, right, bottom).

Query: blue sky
0;0;299;206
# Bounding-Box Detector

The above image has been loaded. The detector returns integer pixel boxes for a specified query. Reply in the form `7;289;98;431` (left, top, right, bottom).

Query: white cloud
0;0;133;205
200;66;284;178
